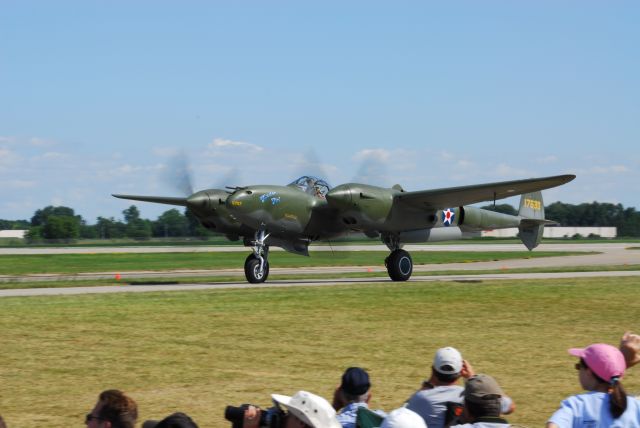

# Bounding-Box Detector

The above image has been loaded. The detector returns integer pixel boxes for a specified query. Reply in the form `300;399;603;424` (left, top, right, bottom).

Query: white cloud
0;147;12;158
494;163;530;177
38;152;70;161
438;151;455;161
537;155;558;164
2;197;40;219
109;164;148;175
0;136;17;144
354;148;391;162
589;165;629;174
0;179;36;189
0;136;56;149
611;165;629;173
209;138;264;152
456;159;474;168
285;151;338;182
0;147;20;169
29;137;56;147
152;147;181;157
50;196;64;206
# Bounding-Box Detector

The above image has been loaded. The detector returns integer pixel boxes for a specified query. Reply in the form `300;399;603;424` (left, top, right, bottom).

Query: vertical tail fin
518;191;550;250
519;191;544;220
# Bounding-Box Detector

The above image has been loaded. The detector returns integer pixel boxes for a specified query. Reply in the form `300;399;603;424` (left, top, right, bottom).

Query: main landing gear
243;230;414;283
383;235;413;281
244;230;270;283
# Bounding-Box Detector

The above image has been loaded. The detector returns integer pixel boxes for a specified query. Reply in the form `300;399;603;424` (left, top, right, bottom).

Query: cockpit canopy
288;176;331;198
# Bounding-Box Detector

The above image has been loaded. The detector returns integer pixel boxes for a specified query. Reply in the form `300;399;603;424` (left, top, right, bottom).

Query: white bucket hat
271;391;341;428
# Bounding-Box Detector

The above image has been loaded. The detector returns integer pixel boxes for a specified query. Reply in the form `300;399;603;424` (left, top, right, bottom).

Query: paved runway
1;269;639;297
1;242;639;297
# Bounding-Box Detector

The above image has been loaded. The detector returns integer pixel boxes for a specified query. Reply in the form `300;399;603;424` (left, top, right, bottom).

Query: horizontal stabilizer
520;218;557;227
112;194;188;206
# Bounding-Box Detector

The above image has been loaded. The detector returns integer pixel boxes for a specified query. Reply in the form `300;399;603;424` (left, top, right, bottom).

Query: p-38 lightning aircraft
113;173;575;283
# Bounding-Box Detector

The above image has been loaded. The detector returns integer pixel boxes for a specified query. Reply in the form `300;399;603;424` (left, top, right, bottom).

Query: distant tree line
481;201;640;237
1;205;212;243
545;201;640;236
1;201;639;242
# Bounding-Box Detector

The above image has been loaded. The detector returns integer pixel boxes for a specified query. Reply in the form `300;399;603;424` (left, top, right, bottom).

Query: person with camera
405;347;515;428
237;390;341;428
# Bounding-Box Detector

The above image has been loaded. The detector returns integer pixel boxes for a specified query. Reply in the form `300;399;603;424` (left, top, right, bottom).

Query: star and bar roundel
441;208;455;226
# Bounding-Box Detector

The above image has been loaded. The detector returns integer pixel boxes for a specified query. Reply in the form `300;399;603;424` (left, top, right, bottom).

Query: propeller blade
352;151;389;186
215;167;242;189
293;148;331;183
161;151;194;196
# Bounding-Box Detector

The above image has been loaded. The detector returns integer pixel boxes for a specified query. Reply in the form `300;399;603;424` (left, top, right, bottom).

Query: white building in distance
482;226;617;239
0;230;27;239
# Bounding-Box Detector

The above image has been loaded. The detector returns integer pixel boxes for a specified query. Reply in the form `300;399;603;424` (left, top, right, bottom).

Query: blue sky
1;2;638;222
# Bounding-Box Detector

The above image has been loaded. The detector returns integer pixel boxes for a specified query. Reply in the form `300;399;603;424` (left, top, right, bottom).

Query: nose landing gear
244;230;270;283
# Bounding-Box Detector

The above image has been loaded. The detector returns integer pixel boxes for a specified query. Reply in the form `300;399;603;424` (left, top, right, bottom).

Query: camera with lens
224;403;285;428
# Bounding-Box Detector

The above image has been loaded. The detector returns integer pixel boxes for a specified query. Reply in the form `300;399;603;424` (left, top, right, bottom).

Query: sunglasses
86;413;107;424
574;359;588;371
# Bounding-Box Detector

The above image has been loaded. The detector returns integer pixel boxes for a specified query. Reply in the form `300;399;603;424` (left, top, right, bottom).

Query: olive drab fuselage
112;173;575;282
224;182;526;243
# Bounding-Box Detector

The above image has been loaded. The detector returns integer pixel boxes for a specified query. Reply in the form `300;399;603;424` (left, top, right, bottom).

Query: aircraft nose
326;185;353;209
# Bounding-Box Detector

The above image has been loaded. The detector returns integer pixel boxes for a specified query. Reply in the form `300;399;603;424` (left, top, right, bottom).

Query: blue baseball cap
341;367;371;395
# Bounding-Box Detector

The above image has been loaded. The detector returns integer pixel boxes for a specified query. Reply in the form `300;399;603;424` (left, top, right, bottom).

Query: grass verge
1;277;639;427
1;263;639;290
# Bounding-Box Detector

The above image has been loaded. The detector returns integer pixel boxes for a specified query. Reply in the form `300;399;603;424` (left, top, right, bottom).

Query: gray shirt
406;385;465;428
406;386;513;428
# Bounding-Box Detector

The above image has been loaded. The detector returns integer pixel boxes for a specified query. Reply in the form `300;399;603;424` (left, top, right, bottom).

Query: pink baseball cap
569;343;626;382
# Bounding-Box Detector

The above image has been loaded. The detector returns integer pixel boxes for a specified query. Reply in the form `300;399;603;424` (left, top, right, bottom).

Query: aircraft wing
394;174;575;210
112;194;188;206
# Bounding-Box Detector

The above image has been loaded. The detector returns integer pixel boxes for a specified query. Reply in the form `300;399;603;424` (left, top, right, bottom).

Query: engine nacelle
326;183;394;229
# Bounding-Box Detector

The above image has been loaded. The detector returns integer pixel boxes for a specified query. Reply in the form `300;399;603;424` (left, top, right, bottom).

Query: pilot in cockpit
291;176;330;199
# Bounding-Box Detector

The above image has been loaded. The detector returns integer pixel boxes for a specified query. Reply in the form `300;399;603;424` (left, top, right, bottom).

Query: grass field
0;250;585;276
1;277;639;427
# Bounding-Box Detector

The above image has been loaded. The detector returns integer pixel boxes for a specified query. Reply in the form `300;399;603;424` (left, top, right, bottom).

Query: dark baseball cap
341;367;371;396
463;374;504;403
142;412;199;428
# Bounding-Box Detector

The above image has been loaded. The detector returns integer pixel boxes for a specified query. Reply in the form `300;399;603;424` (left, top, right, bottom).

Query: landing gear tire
244;254;269;283
385;249;413;281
